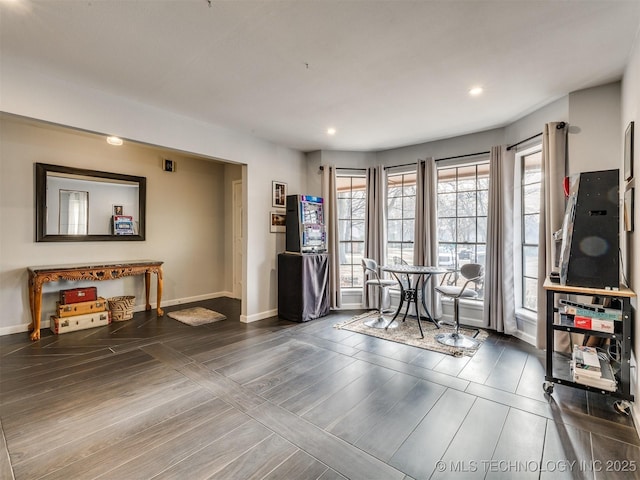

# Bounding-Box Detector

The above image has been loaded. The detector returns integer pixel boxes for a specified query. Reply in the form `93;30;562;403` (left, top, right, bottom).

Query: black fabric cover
278;253;329;322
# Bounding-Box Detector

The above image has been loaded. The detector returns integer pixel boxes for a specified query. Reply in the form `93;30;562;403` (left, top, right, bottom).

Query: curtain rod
506;132;542;151
506;122;567;151
386;150;490;170
318;166;366;171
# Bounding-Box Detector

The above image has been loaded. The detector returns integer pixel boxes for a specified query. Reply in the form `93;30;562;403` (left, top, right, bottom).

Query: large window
337;175;366;288
436;161;489;298
387;171;416;264
521;149;542;311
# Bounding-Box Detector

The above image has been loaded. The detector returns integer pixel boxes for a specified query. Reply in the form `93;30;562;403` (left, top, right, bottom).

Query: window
521;149;542;312
337;175;366;288
436;161;489;298
387;171;416;264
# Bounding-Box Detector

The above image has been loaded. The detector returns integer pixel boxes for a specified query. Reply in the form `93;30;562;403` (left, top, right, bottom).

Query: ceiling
1;1;640;153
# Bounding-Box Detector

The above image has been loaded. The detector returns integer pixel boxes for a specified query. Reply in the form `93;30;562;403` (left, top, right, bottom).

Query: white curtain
321;165;342;309
363;165;387;308
414;158;441;318
536;122;568;349
482;146;516;333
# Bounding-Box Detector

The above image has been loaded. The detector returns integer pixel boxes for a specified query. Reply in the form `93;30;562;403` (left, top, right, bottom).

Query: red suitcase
59;287;98;305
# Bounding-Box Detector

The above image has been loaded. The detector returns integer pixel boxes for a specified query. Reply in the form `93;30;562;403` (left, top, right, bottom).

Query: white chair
434;263;484;348
362;258;397;329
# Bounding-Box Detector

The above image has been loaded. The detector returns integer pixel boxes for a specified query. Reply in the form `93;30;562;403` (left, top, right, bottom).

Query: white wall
621;27;640;431
0;59;307;328
568;82;622;174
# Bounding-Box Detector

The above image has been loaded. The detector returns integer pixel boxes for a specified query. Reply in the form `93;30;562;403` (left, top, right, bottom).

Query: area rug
167;307;226;326
334;311;488;357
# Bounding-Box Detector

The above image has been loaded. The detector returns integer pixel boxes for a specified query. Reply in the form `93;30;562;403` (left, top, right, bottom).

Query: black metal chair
434;263;484;348
362;258;397;329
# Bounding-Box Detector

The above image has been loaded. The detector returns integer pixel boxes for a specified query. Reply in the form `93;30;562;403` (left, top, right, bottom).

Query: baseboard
241;309;278;323
0;291;235;337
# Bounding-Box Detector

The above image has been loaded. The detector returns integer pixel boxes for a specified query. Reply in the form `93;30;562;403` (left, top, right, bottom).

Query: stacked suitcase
50;287;111;334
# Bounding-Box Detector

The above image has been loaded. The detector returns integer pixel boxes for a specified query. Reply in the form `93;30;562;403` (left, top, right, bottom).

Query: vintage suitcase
56;297;108;318
59;287;98;305
50;311;111;334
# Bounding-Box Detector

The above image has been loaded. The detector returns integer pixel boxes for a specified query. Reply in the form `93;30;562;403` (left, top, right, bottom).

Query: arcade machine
278;195;330;322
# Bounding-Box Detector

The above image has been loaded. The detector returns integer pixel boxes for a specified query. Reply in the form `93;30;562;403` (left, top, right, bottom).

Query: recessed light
327;127;336;136
106;136;123;146
469;86;483;96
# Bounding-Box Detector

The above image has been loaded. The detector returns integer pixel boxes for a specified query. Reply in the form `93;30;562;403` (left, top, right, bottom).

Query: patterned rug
334;311;488;357
167;307;227;326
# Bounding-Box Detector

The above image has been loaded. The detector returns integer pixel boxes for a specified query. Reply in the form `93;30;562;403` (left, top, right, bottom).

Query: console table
27;260;164;340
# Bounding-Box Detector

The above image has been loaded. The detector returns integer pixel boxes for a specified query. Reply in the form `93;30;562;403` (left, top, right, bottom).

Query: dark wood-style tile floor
1;298;639;480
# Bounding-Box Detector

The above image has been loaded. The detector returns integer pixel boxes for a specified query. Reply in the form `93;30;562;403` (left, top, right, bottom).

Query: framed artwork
624;186;634;232
624;121;634;181
112;204;124;216
270;211;286;233
272;181;287;208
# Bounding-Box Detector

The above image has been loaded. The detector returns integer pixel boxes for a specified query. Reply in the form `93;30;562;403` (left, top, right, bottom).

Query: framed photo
112;204;124;216
624;186;634;232
272;181;287;208
270;211;286;233
624;121;634;181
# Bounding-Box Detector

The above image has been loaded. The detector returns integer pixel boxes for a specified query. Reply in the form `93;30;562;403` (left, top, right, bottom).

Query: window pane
477;163;490;190
352;220;365;241
477;190;488;216
403;195;415;217
402;219;414;242
457;166;476;191
523;184;540;214
337;198;351;218
457;191;476;216
388;197;403;219
523;245;538;277
457;217;477;243
438;193;456;217
524;214;539;244
523;277;538;311
438;168;456;193
388;219;402;242
476;217;487;243
438;218;456;242
387;242;402;261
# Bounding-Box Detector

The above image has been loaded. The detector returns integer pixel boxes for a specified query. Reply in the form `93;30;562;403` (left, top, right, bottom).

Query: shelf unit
543;279;636;409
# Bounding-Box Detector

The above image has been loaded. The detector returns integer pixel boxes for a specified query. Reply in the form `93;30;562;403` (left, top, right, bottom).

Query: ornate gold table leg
156;267;164;316
29;275;43;341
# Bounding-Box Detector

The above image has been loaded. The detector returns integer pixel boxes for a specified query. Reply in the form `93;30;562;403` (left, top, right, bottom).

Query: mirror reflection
58;189;89;235
36;163;146;242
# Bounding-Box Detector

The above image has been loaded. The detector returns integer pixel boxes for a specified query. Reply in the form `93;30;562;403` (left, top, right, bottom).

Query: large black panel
560;169;619;289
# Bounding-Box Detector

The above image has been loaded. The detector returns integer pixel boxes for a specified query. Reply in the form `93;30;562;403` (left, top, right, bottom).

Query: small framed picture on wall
272;181;287;208
624;121;634;181
270;211;286;233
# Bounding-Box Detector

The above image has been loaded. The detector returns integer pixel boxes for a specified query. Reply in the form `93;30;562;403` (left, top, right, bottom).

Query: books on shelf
571;345;617;392
113;215;135;235
559;299;622;321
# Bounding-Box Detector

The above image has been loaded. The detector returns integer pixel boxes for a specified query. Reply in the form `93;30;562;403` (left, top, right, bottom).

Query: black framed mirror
36;163;146;242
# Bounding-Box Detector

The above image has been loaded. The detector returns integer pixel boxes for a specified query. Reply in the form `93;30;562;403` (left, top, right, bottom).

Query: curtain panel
536;122;568;350
414;158;441;318
321;165;342;309
363;165;387;308
482;146;516;333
